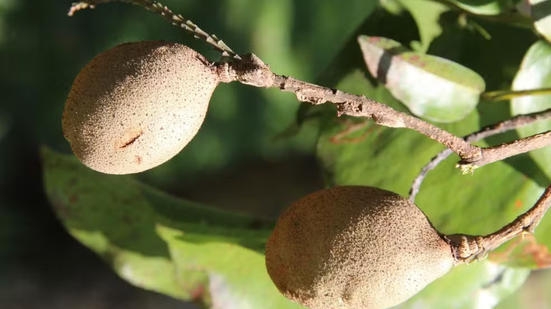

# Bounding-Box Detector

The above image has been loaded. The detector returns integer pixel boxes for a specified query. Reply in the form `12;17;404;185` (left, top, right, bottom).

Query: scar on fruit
117;129;143;149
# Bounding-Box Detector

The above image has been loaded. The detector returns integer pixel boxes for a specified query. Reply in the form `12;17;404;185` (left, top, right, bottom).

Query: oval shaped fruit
62;41;219;174
265;186;454;309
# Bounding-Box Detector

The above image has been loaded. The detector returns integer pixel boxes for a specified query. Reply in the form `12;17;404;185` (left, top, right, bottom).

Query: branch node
456;163;477;175
295;90;327;104
234;53;274;88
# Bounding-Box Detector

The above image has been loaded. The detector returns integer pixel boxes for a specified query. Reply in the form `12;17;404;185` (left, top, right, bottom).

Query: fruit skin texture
265;186;454;309
62;41;219;174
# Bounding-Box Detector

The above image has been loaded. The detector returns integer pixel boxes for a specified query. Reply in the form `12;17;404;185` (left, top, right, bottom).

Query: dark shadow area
375;46;408;85
0;236;190;309
289;7;420;132
531;0;551;22
318;7;420;87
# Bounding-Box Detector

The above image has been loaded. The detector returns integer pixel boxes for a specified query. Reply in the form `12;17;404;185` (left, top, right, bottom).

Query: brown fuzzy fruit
62;41;219;174
266;186;454;309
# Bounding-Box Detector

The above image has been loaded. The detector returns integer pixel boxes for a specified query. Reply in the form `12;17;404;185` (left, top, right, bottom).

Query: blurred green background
1;0;550;308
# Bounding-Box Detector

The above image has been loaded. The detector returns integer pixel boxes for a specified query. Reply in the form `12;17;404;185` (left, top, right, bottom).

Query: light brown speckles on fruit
62;41;219;174
265;186;454;309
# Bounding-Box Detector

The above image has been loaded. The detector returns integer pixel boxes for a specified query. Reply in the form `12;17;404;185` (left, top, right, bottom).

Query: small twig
457;130;551;173
409;148;454;202
409;108;551;202
430;0;534;29
69;0;240;58
447;183;551;263
482;88;551;101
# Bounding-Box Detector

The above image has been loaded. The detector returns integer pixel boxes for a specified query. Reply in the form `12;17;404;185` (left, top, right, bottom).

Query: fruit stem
448;184;551;264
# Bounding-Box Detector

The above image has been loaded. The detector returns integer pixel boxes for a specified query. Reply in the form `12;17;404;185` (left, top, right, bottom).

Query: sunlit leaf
358;35;485;123
444;0;518;15
530;0;551;43
157;225;296;309
405;262;530;309
397;0;449;52
511;40;551;179
495;268;551;309
41;148;302;309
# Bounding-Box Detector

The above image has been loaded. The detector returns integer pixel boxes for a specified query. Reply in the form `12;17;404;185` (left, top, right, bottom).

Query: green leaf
444;0;518;15
157;225;298;309
495;268;551;309
530;0;551;42
511;40;551;179
427;11;536;91
358;35;485;123
396;0;450;52
403;262;530;308
41;147;302;309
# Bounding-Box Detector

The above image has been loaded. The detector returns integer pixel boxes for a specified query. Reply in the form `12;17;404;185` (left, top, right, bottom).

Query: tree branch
70;0;551;177
217;55;483;161
447;183;551;263
409;108;551;201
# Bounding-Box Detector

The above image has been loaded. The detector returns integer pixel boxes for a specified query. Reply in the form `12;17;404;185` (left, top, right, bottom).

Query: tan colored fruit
62;41;219;174
265;186;454;309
